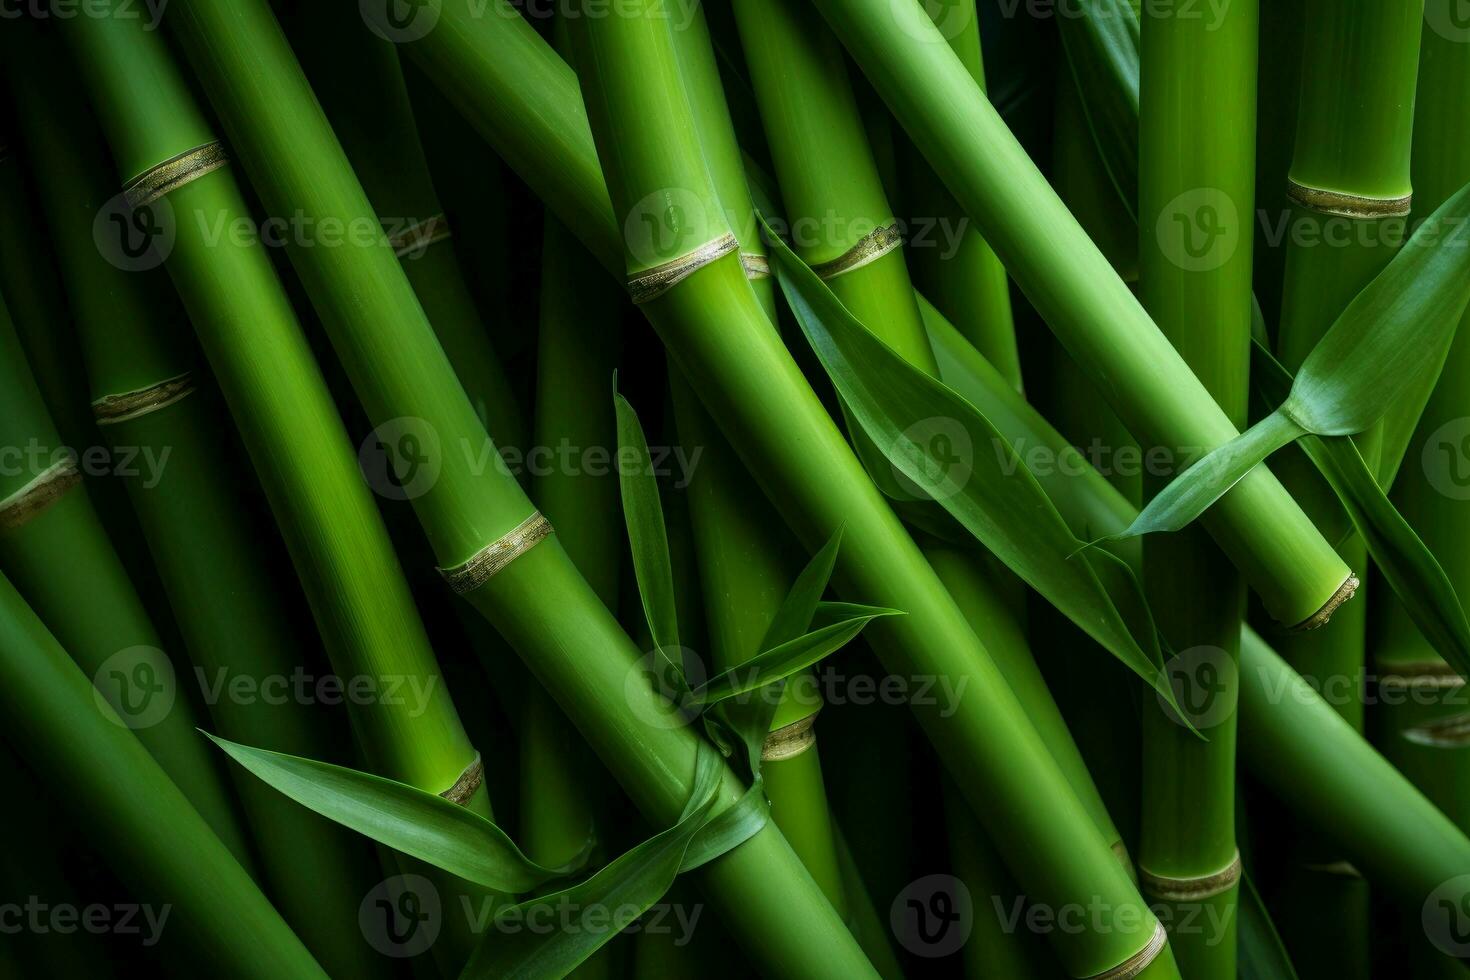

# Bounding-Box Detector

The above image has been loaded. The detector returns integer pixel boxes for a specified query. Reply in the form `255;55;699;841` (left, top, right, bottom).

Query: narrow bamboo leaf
614;389;682;667
1056;0;1140;220
1239;872;1299;980
463;741;723;979
760;527;843;650
1119;411;1305;537
206;734;586;892
680;777;769;873
1252;340;1470;681
696;606;903;706
763;216;1170;694
1284;182;1470;436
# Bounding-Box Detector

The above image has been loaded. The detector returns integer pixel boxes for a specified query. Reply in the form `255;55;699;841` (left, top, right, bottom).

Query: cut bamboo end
761;712;818;762
92;373;196;425
1138;850;1242;902
1286;572;1360;633
740;252;771;280
1085;920;1168;980
809;223;904;281
436;511;555;595
0;458;81;532
1285;178;1412;219
389;213;452;258
438;752;484;806
627;232;739;304
123;140;229;208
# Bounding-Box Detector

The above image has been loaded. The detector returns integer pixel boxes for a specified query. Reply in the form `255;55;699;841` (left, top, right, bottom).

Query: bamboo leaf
760;527;843;649
1056;0;1140;220
762;215;1171;695
463;741;724;979
697;606;903;706
1239;871;1299;980
205;734;587;893
614;388;682;669
1252;340;1470;681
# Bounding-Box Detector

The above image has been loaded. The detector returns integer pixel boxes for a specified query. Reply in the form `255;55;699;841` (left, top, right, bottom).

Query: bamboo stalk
0;568;327;979
165;1;873;974
1135;4;1256;977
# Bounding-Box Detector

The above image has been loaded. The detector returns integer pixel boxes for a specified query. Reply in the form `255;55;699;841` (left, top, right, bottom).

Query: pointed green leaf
763;215;1171;697
614;389;682;670
206;734;586;892
760;527;844;650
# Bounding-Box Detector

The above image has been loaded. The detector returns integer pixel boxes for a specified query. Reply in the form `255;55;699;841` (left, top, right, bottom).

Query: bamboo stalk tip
1285;572;1360;634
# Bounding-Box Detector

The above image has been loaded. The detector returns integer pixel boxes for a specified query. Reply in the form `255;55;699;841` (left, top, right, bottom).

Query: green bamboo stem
13;67;383;975
288;4;525;448
898;0;1022;389
567;3;1173;975
0;280;251;872
0;569;326;979
812;0;1352;630
167;1;872;974
1135;5;1256;976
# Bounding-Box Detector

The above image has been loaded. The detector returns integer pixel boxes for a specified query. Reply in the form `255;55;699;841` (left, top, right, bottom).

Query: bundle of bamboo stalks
2;2;1468;978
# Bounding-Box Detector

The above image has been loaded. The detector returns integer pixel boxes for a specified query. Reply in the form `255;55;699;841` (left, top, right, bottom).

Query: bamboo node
388;213;452;258
123;141;229;208
92;373;197;425
1286;572;1359;633
437;511;554;595
1403;713;1470;748
740;252;771;280
626;232;740;304
439;753;484;806
810;223;905;281
1376;660;1465;692
1086;920;1169;980
1139;850;1242;902
760;712;819;762
1285;178;1412;219
0;458;80;532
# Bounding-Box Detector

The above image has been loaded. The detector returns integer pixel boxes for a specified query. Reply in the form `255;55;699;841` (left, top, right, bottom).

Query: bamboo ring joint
1086;920;1169;980
123;141;229;208
761;712;819;762
627;232;740;304
810;223;905;281
439;753;484;806
0;458;81;532
389;213;452;258
1139;850;1242;902
1286;572;1359;633
1285;178;1412;219
437;511;555;595
92;373;196;425
1376;660;1465;692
